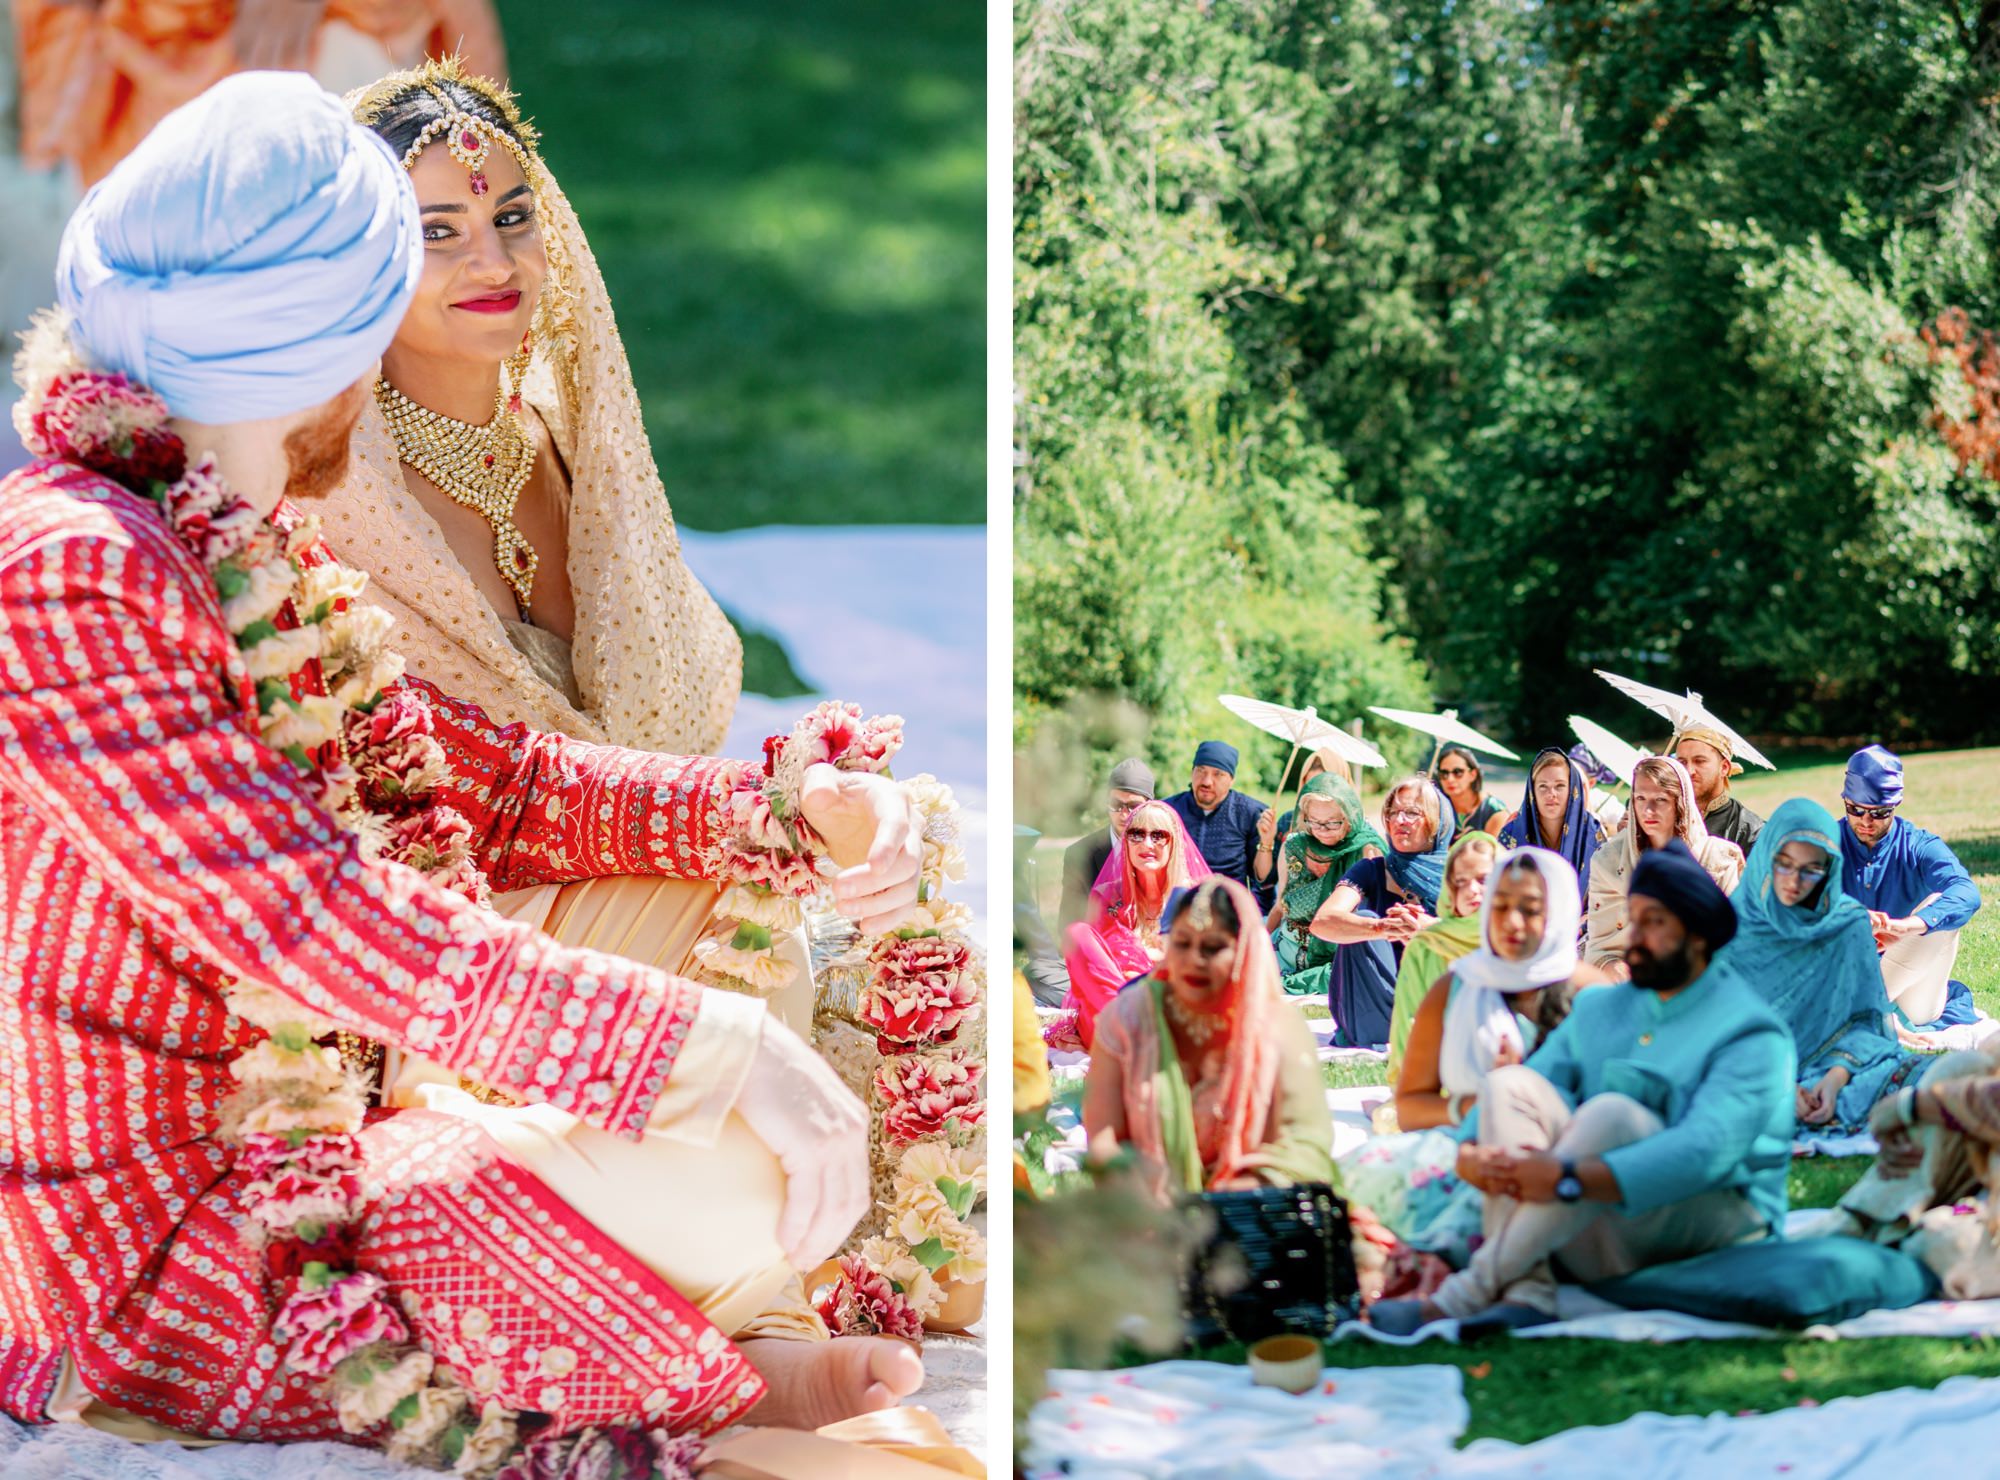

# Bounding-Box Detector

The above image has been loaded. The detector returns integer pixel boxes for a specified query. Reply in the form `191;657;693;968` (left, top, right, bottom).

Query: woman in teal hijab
1713;797;1922;1136
1265;773;1384;990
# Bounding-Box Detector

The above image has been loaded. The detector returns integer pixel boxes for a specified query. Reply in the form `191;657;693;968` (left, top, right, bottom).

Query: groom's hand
798;763;923;935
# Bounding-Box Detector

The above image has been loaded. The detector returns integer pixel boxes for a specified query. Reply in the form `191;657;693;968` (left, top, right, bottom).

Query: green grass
494;0;984;531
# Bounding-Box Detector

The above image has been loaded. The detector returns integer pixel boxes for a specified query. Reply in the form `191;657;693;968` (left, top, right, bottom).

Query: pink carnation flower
383;806;475;874
239;1131;363;1182
813;1255;924;1341
164;456;271;567
876;1054;986;1144
274;1271;408;1377
495;1426;704;1480
27;371;184;484
869;933;973;984
346;691;450;808
792;701;865;767
846;713;904;772
860;972;979;1053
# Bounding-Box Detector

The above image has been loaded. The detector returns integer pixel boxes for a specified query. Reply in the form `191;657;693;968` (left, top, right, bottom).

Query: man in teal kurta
1372;839;1795;1334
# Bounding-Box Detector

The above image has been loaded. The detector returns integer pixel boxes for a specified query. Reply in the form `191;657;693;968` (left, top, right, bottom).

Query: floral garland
13;342;834;1476
803;756;988;1340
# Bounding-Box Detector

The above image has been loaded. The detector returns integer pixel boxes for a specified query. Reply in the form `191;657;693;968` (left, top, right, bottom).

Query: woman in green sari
1083;877;1335;1205
1265;773;1385;990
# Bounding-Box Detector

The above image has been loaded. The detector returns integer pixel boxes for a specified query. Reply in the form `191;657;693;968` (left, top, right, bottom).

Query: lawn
495;0;984;533
1031;747;2000;1445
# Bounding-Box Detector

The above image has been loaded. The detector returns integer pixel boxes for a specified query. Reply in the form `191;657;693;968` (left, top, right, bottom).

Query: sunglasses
1772;860;1830;885
1843;801;1897;822
1127;828;1173;846
1437;766;1471;778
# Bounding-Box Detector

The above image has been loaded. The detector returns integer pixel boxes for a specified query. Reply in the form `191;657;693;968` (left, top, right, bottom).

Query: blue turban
1843;745;1904;808
1630;838;1738;950
1192;740;1239;776
56;72;421;424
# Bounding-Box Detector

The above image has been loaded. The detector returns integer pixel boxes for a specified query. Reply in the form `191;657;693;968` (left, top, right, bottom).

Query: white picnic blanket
1024;1361;2000;1479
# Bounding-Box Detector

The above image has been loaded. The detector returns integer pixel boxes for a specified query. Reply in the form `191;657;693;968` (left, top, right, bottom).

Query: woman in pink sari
1062;800;1211;1049
1082;877;1334;1204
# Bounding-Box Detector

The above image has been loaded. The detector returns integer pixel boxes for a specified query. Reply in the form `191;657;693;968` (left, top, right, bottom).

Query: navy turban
1192;740;1239;776
57;72;421;424
1843;745;1904;808
1630;838;1738;950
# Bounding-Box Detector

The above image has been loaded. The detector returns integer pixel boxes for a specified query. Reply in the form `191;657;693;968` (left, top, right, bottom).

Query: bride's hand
798;763;923;934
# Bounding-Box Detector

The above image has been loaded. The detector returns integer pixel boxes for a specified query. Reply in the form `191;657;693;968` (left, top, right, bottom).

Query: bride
323;61;822;1030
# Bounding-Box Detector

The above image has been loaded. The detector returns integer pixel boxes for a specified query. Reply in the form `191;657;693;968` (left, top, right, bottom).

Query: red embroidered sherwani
0;460;769;1439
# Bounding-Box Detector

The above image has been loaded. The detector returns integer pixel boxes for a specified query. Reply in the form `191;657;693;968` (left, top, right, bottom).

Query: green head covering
1278;775;1385;927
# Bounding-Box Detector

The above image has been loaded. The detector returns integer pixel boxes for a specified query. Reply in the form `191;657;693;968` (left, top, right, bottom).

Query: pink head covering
1090;799;1212;922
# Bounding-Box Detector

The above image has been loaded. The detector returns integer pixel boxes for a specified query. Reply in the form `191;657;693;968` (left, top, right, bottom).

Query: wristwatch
1555;1159;1583;1204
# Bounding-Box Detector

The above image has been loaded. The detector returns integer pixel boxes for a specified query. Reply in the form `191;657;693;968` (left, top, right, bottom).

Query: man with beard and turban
1369;840;1794;1337
0;73;930;1461
1672;724;1764;853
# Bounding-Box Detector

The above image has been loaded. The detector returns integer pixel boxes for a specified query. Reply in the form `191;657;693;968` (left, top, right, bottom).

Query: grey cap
1108;757;1156;798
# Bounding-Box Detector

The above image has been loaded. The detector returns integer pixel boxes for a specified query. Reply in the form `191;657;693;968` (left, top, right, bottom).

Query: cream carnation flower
262;694;346;753
236;1080;368;1138
384;1382;467;1464
321;604;396;674
230;1039;347;1095
224;982;338;1036
895;1140;988;1203
716;883;805;930
335;1349;435;1434
299;561;369;615
221;557;298;632
241;625;321;681
690;938;797;994
453;1399;518;1476
331;651;405;709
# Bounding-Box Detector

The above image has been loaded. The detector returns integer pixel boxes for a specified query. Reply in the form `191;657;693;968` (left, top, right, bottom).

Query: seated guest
1060;756;1156;932
1015;826;1071;1008
1305;778;1456;1048
1436;745;1507;838
1348;850;1602;1264
1586;756;1744;979
1386;832;1502;1082
1063;801;1209;1049
1497;747;1605;894
1164;741;1277;908
1264;773;1384;987
1673;725;1765;852
1370;842;1794;1335
1836;1046;2000;1297
1083;877;1335;1205
1713;799;1921;1135
1273;745;1356;852
1838;745;1983;1030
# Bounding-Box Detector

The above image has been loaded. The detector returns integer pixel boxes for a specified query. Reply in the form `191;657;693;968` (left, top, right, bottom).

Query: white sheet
1024;1362;2000;1479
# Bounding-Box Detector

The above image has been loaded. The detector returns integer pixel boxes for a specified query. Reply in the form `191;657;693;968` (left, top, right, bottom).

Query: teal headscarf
1713;797;1895;1065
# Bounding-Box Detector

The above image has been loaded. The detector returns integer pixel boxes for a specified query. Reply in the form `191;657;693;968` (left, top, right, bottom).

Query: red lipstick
453;290;521;314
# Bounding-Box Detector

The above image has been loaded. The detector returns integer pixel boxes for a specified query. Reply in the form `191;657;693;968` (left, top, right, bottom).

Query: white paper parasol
1217;695;1387;769
1567;715;1648;787
1366;706;1519;763
1591;670;1775;771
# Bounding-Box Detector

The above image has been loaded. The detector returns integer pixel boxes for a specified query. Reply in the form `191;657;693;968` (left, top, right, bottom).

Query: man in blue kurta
1162;740;1276;910
1371;840;1795;1335
1838;745;1982;1030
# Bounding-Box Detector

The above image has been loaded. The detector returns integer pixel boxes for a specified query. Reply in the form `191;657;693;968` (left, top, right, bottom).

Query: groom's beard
282;382;368;501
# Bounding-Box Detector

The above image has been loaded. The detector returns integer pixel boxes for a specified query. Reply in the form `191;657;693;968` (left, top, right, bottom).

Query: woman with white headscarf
1585;755;1744;979
1342;848;1602;1268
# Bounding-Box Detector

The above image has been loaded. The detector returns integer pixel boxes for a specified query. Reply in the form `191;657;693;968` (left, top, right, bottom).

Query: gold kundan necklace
376;373;540;607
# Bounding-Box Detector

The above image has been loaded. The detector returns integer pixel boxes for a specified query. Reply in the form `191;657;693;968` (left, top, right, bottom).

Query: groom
1;74;920;1447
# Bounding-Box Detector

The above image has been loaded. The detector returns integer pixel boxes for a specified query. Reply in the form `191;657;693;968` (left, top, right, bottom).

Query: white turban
55;71;421;424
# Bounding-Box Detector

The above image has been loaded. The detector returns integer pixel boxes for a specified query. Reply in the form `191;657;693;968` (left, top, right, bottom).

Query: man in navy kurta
1370;841;1794;1335
1162;740;1276;910
1838;745;1982;1028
